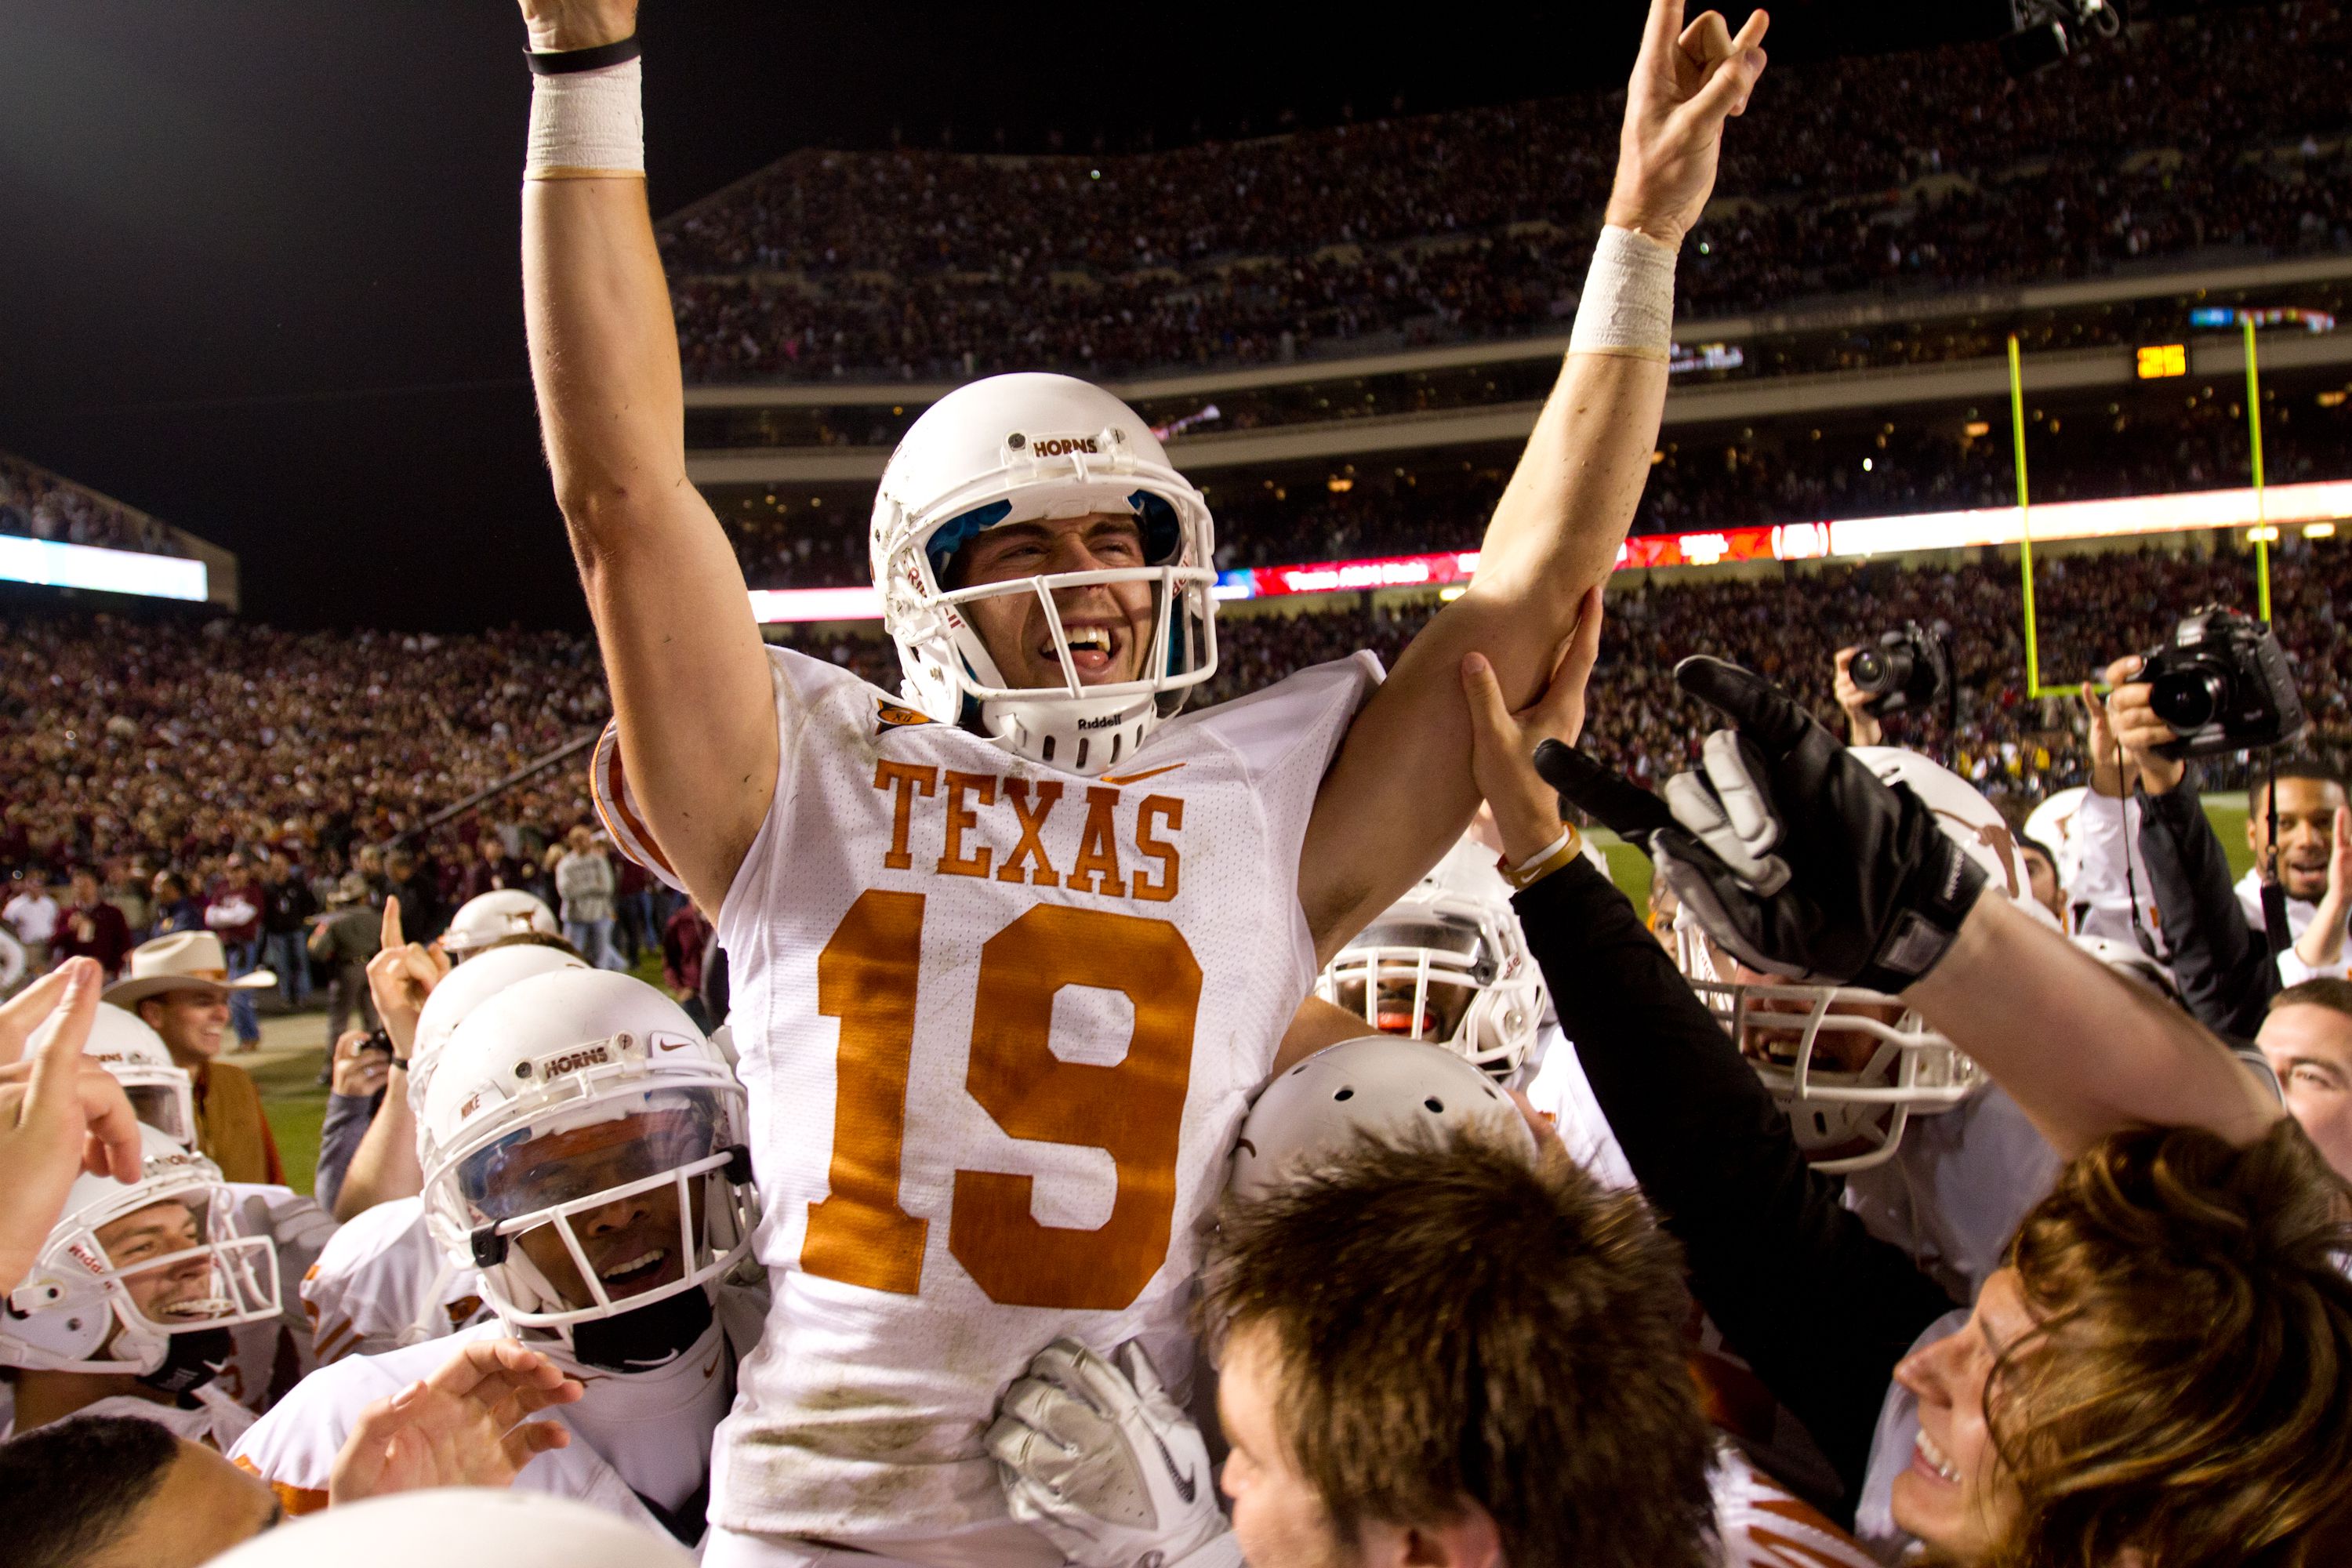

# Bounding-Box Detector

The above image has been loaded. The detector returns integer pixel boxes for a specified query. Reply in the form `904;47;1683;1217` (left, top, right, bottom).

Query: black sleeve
1514;860;1956;1505
2136;782;2277;1039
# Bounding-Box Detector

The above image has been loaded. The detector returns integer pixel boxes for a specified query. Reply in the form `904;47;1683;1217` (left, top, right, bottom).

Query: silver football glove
986;1337;1241;1568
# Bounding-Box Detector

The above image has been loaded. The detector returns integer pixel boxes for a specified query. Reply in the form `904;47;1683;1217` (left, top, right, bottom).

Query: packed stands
662;2;2352;382
0;452;190;558
710;379;2352;586
5;539;2339;916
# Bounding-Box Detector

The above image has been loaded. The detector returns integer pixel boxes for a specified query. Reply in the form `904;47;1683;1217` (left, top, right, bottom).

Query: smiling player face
94;1199;220;1326
951;512;1159;691
497;1109;711;1308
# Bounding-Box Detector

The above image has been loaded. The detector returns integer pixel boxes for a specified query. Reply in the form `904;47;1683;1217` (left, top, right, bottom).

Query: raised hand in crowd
0;958;143;1288
2101;653;2188;796
328;1338;584;1505
365;897;448;1060
1831;647;1885;748
2292;804;2352;975
328;1029;392;1101
1541;657;2276;1155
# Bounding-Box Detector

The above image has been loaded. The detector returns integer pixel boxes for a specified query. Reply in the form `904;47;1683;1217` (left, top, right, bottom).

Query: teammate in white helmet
233;969;764;1546
441;888;564;958
2;1126;286;1448
302;941;590;1363
74;1002;340;1419
514;0;1765;1559
209;1490;695;1568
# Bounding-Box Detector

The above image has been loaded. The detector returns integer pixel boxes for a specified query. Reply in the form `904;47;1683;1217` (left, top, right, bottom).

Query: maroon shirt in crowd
54;896;133;978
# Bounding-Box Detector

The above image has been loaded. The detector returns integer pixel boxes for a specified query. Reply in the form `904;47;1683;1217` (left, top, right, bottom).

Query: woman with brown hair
1459;645;2352;1567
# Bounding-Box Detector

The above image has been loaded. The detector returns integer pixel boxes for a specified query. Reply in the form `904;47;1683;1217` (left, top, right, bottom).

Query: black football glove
1534;655;1985;993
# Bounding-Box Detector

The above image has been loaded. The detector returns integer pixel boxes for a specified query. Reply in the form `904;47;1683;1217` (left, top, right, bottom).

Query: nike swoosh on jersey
1099;763;1189;786
1149;1428;1198;1504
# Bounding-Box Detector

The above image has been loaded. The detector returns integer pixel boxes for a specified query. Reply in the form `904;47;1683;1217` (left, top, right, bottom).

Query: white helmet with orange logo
870;372;1219;775
1678;747;2051;1171
0;1125;281;1377
1314;835;1547;1082
419;970;756;1344
441;889;562;957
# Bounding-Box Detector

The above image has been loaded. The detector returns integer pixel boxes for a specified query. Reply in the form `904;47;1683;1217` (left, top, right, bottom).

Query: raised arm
1297;0;1768;957
1544;659;2280;1160
518;0;777;913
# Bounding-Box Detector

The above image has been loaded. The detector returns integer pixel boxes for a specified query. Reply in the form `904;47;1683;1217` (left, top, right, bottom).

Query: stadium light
0;537;208;603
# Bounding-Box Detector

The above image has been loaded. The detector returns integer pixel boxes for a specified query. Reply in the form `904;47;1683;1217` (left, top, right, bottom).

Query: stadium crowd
663;2;2352;381
718;384;2352;588
0;453;189;560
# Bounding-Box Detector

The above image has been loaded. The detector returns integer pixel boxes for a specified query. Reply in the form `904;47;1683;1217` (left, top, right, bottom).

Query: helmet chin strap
135;1326;234;1397
564;1284;714;1373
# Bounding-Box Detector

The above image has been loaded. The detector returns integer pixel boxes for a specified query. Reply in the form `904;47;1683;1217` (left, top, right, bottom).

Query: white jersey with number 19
705;644;1377;1555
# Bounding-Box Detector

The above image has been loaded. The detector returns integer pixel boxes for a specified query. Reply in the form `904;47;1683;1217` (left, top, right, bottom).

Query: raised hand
0;960;143;1287
1832;647;1885;747
1460;585;1605;865
2103;655;2187;796
1539;658;1985;991
1605;0;1771;249
517;0;637;53
365;896;448;1060
328;1337;584;1504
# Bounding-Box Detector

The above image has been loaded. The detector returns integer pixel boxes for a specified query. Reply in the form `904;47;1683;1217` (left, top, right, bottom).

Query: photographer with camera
1832;623;1952;750
2102;608;2347;1042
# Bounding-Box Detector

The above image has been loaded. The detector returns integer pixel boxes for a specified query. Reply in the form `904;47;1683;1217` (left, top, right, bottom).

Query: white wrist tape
1569;225;1677;361
526;58;644;179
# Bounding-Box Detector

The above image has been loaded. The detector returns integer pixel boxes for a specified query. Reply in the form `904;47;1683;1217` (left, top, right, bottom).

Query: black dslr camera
2133;608;2307;760
1849;622;1954;718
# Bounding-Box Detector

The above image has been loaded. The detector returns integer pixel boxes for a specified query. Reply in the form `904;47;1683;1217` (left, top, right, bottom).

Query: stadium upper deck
663;1;2352;389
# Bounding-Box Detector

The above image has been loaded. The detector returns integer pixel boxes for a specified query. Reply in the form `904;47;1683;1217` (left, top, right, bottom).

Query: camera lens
1849;647;1908;696
2148;670;2223;734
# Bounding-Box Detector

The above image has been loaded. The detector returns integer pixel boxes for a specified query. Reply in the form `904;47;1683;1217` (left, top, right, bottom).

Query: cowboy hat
102;931;278;1009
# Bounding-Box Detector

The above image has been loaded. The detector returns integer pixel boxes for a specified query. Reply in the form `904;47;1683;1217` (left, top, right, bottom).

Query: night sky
0;0;2029;632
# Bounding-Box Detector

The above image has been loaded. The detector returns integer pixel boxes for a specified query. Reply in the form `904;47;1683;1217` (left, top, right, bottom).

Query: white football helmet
2072;934;2182;1007
0;1125;282;1376
1678;747;2050;1173
2023;785;2088;892
85;1002;197;1149
441;889;562;957
208;1490;696;1568
419;970;757;1340
407;941;593;1124
1315;836;1546;1081
870;372;1218;775
1229;1036;1535;1207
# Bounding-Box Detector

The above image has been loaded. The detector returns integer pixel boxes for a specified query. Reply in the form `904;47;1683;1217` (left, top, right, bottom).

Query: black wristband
525;35;641;75
389;1058;410;1073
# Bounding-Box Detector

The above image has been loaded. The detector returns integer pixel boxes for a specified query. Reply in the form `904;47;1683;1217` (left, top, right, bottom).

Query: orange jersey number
806;890;1203;1309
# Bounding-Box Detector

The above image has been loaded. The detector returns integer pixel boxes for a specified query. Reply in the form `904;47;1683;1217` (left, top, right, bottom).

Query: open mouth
1912;1428;1962;1486
1044;623;1123;681
596;1247;669;1289
156;1296;232;1322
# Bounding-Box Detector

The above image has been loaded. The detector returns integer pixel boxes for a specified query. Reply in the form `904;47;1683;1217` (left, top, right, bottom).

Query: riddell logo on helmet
1027;436;1098;459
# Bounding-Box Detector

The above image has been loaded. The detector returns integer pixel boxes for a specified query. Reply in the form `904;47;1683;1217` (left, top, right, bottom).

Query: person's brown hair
2269;977;2352;1022
1989;1118;2352;1568
1200;1124;1715;1568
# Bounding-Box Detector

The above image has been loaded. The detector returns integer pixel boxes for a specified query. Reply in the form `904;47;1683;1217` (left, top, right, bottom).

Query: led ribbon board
747;479;2350;622
0;537;208;602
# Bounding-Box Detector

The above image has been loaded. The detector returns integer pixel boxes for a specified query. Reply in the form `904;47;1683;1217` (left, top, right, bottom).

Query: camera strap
2259;750;2292;959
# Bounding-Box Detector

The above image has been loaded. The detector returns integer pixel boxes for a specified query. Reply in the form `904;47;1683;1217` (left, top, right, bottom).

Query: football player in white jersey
303;942;590;1363
1315;832;1637;1188
2;1126;286;1449
234;969;764;1547
78;1001;341;1417
513;0;1765;1559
